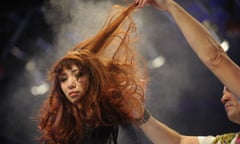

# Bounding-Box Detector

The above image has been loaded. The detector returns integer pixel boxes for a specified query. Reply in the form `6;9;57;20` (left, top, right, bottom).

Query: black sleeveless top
83;125;118;144
44;124;141;144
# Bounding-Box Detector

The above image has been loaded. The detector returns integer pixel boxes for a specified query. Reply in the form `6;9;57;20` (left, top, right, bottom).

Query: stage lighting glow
25;60;35;72
31;82;49;96
221;40;230;52
148;56;165;69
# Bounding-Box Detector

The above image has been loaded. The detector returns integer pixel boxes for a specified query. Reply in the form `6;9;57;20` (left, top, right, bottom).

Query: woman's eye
74;70;84;77
59;76;67;82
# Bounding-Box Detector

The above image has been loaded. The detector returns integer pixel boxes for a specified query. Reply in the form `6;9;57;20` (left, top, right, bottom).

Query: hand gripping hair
37;3;149;144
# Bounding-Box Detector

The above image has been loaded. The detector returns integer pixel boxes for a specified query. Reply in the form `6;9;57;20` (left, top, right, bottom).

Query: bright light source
25;60;36;72
31;82;49;96
148;56;165;69
221;40;230;52
202;20;230;52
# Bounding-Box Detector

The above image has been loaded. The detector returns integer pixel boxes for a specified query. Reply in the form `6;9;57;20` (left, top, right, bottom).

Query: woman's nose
68;77;77;89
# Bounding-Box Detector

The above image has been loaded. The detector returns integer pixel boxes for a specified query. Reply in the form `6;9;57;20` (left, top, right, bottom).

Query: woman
37;3;149;144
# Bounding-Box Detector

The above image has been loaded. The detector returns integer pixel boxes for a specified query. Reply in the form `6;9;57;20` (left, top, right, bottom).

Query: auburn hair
37;3;149;144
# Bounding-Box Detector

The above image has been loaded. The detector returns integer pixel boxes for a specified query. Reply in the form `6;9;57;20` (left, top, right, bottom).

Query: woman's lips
69;91;79;97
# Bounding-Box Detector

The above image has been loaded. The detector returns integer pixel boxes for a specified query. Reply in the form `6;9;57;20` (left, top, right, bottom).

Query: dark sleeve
117;124;142;144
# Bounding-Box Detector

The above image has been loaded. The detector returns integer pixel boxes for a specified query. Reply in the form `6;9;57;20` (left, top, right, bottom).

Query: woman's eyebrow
71;68;79;72
59;72;66;77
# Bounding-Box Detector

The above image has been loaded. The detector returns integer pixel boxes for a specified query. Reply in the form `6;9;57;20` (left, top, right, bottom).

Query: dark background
0;0;240;143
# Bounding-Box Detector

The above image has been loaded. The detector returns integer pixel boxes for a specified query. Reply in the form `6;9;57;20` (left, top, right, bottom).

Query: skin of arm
136;0;240;98
140;116;199;144
134;1;239;143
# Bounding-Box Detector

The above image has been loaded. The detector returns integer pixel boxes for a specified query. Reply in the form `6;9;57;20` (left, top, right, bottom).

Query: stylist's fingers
135;0;149;8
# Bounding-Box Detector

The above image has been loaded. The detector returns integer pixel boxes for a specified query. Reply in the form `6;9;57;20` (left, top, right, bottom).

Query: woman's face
221;87;240;124
59;64;89;104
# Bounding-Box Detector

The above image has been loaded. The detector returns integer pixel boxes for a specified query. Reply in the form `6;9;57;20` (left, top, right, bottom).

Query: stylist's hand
134;0;172;11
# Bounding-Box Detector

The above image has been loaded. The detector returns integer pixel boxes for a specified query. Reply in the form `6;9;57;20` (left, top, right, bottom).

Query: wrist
135;108;151;126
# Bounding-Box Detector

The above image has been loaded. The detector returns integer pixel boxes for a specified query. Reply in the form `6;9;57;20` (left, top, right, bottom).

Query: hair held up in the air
37;3;149;144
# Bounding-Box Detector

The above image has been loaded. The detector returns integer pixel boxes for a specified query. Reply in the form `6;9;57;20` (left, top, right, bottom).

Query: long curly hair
37;3;149;144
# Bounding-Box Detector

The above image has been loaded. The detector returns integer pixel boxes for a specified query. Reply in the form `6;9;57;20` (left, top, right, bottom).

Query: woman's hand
134;0;172;11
